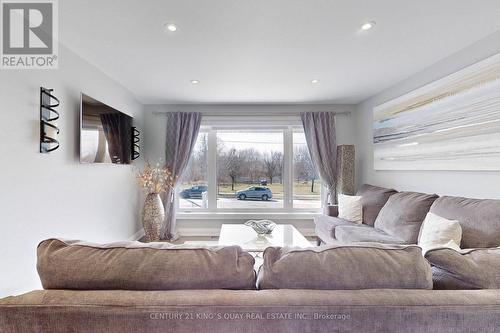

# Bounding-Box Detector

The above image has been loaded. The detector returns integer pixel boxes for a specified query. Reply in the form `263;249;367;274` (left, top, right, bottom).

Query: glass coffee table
218;224;311;253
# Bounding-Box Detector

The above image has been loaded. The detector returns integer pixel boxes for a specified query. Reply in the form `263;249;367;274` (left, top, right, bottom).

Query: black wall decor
40;87;60;153
132;126;140;160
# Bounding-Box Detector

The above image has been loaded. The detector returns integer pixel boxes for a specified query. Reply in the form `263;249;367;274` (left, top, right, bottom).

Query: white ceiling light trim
361;21;376;31
164;23;178;32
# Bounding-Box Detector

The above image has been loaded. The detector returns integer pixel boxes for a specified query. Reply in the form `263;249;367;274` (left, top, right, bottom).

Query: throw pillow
418;212;462;255
374;191;438;243
356;184;398;226
338;194;363;224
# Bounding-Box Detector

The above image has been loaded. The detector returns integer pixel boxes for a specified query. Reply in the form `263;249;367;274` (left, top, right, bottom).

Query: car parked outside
180;185;208;199
236;186;273;201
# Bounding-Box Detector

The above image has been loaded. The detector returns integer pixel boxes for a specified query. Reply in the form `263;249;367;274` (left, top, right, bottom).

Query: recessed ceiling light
190;80;200;84
311;79;319;84
361;21;376;31
164;23;178;32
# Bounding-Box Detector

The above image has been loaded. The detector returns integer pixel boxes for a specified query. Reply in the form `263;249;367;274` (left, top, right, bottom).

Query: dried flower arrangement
136;162;174;194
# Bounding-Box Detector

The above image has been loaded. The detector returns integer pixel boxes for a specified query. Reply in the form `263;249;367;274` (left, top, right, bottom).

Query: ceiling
60;0;500;104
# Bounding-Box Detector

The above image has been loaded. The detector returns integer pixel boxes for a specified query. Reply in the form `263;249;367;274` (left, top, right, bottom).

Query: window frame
176;122;324;216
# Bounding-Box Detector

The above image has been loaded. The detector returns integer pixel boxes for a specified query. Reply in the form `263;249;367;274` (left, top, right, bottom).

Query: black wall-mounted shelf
132;126;140;160
40;87;60;153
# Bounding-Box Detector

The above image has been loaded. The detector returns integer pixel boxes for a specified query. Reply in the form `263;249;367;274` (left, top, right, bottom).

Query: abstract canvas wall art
373;53;500;170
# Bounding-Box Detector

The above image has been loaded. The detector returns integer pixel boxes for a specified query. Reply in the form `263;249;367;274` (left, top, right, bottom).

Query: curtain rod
152;110;351;116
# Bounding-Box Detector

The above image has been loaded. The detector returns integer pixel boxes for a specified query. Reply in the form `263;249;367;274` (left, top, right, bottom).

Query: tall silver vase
142;193;165;242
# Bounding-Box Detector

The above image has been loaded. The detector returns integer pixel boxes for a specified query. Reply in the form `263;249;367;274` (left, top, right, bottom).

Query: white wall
354;31;500;199
0;45;144;297
143;104;355;235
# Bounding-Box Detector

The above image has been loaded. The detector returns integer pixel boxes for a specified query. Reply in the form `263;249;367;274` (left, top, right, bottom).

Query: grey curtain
300;112;337;205
161;112;202;240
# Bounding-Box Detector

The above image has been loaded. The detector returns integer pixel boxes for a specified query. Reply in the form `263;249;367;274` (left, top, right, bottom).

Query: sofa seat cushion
374;191;438;243
314;215;363;232
334;225;406;244
257;244;432;290
429;196;500;248
357;184;398;226
425;247;500;289
314;215;365;244
37;238;256;290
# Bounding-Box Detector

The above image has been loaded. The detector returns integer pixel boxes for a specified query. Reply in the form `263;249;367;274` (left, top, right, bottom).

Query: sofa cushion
334;225;406;244
37;238;256;290
429;196;500;248
374;191;438;243
338;194;363;224
425;247;500;290
314;214;363;242
418;212;462;255
357;184;398;226
257;244;432;290
314;215;360;231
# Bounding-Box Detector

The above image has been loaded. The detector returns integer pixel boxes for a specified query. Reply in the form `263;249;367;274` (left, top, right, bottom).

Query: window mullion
207;129;217;210
283;127;293;210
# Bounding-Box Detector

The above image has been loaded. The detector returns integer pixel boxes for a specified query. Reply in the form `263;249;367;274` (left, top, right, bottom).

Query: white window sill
177;211;321;220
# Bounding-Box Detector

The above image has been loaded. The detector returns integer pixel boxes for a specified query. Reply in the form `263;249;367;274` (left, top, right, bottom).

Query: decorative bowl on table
244;220;276;235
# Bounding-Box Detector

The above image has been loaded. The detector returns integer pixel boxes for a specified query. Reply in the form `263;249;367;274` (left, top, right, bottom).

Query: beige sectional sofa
1;187;500;332
315;184;500;292
314;184;500;248
1;237;500;332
